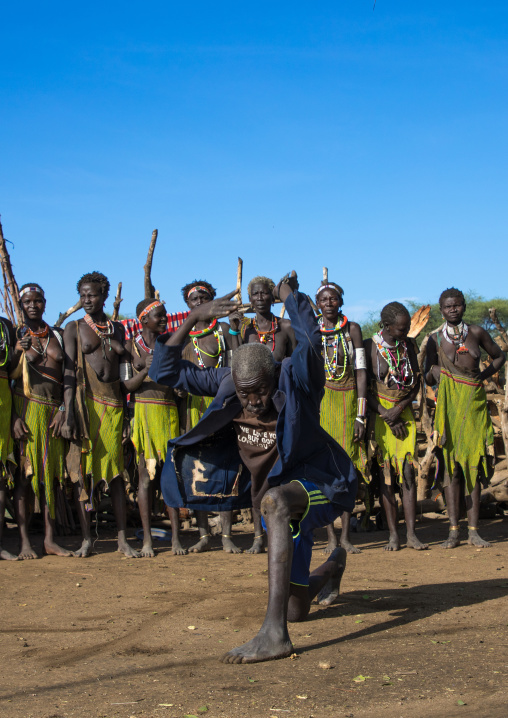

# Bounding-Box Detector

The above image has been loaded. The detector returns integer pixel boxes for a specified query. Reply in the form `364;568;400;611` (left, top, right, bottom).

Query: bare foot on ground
44;540;75;557
317;547;347;606
221;630;293;664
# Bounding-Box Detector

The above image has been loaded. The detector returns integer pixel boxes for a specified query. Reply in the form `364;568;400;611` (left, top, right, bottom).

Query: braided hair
380;301;410;327
439;287;465;307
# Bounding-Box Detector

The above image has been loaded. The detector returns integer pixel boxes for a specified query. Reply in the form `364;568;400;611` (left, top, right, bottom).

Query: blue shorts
261;479;342;587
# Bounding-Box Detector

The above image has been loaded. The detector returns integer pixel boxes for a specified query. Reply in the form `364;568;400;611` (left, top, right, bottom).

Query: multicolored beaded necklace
135;332;154;355
0;320;8;367
192;325;225;368
189;318;218;338
373;332;414;387
443;321;469;354
318;315;348;380
253;314;278;352
26;322;50;358
84;313;115;358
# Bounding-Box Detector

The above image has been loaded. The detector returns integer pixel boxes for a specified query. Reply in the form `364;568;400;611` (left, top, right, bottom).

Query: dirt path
1;517;507;718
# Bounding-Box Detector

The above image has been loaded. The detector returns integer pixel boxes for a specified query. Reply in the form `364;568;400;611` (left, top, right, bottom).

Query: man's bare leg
245;506;265;554
73;483;93;557
188;511;210;552
323;522;338;554
467;482;491;548
0;479;17;560
110;476;141;558
221;510;242;553
401;465;428;550
166;506;187;555
42;486;74;557
340;512;361;554
441;467;461;549
15;474;38;559
137;457;155;557
222;482;308;664
380;478;400;551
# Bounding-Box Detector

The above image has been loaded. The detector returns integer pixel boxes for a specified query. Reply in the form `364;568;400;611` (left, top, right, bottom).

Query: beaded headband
20;285;45;299
316;284;342;297
186;285;212;300
138;300;164;320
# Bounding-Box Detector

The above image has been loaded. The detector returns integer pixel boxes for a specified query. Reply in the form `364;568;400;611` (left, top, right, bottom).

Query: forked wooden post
111;282;123;321
144;229;158;299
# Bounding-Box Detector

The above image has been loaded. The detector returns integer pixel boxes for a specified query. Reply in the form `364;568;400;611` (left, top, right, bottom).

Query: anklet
254;534;264;539
468;526;477;531
222;534;231;538
450;526;459;530
199;533;210;538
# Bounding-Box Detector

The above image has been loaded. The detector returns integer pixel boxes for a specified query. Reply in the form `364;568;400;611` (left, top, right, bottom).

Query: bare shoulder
349;321;363;341
113;320;126;342
63;320;78;338
279;317;293;331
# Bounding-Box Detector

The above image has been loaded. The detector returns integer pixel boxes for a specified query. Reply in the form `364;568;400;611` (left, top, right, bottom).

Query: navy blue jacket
149;290;357;511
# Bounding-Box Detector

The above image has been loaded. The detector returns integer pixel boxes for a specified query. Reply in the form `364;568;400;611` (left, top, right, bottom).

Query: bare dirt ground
1;517;507;718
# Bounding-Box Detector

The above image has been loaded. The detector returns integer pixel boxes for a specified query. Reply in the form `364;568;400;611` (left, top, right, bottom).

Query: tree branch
144;229;158;299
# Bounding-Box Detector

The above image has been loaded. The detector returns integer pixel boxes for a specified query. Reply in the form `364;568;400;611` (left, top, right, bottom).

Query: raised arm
275;272;325;399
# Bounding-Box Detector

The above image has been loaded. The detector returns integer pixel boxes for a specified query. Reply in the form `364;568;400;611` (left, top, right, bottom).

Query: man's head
439;287;466;325
315;282;344;321
231;343;276;417
380;301;411;343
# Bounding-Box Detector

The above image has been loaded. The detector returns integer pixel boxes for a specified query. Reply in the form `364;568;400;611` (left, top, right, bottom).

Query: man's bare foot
44;540;75;557
74;539;93;557
171;541;188;555
222;535;242;554
245;536;264;554
117;539;141;558
317;547;347;606
18;541;38;560
440;529;460;549
468;529;491;548
189;535;210;553
139;542;155;558
340;539;361;554
0;546;18;560
384;534;400;551
323;540;338;555
221;629;293;664
406;534;429;550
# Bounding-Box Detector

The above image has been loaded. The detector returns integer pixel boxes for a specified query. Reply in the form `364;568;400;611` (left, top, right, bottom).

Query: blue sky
1;2;507;324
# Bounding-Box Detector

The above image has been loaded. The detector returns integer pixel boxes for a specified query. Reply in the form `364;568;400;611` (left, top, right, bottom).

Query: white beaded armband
354;347;366;370
120;363;133;381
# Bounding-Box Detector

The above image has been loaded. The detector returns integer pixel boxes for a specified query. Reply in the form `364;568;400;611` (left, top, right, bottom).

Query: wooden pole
489;307;508;351
322;266;328;283
0;216;23;325
54;299;82;328
236;257;243;303
144;229;158;299
111;282;123;321
501;371;508;462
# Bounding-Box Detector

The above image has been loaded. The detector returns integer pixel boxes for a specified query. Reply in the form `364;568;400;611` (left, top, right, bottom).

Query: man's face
233;369;275;418
21;292;45;321
440;297;465;326
384;314;411;342
316;289;342;322
249;283;273;314
142;305;168;334
186;290;212;309
79;283;105;315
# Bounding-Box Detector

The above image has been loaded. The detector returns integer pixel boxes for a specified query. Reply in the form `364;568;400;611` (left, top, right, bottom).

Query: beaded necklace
0;320;8;367
253;314;278;352
84;314;115;358
373;332;414;387
189;318;218;338
318;315;348;380
26;322;51;359
192;325;225;368
443;321;469;354
135;332;154;355
28;324;49;339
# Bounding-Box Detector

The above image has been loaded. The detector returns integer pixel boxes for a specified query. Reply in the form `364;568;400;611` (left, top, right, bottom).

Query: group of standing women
0;271;505;561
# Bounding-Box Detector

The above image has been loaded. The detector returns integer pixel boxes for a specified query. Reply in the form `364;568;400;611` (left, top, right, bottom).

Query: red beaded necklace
84;314;115;357
253;314;278;352
189;318;218;337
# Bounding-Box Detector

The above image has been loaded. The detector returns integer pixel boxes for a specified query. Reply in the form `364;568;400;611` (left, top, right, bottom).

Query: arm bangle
229;329;240;336
355;416;365;426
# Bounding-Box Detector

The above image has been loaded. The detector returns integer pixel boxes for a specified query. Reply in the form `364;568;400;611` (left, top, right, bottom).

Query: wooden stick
155;289;160;301
54;299;82;328
0;216;23;325
322;266;328;283
144;229;158;299
489;307;508;351
111;282;123;321
236;257;243;304
307;294;318;314
279;303;286;319
502;368;508;463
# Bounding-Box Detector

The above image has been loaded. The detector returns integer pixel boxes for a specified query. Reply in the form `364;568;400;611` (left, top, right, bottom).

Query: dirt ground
1;516;507;718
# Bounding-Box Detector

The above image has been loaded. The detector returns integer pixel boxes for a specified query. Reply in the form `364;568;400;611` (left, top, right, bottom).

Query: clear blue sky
1;2;507;325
